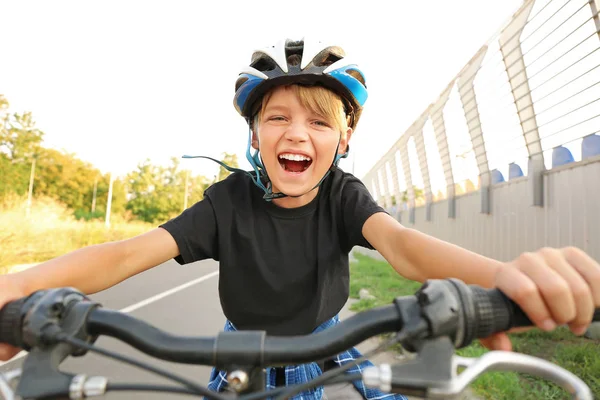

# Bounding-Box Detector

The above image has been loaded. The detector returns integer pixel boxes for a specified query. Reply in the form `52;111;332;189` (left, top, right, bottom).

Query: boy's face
252;86;351;205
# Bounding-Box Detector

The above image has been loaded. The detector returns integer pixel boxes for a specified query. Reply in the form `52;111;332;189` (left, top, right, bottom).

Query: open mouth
278;153;313;173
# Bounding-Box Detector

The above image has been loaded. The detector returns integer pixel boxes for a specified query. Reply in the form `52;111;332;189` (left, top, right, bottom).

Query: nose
284;121;308;143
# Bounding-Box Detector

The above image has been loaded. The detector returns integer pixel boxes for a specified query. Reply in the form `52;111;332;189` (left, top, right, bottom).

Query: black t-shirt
159;168;386;336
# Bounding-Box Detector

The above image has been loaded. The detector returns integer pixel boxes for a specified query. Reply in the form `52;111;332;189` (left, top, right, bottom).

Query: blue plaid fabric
205;315;409;400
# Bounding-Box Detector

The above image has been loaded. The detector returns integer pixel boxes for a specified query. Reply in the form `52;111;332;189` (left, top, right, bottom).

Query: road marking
0;270;219;367
120;271;219;313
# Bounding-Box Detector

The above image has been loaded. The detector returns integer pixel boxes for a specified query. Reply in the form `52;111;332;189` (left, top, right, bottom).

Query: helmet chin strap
262;139;348;201
183;126;349;202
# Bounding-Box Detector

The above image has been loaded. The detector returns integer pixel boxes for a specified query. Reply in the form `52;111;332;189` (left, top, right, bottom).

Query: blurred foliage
0;94;236;225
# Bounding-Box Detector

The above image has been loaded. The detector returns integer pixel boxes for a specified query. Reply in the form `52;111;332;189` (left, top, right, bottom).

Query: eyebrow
263;104;289;113
262;104;330;122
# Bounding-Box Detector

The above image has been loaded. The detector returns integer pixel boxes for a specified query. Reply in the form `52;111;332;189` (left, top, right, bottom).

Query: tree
184;172;211;209
464;179;476;192
126;159;171;223
76;172;127;220
434;190;445;201
401;186;425;203
0;110;44;163
0;96;44;198
125;157;210;223
217;152;239;182
0;94;214;223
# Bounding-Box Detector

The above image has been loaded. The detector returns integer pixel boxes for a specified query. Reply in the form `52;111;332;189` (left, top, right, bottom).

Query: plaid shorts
205;315;409;400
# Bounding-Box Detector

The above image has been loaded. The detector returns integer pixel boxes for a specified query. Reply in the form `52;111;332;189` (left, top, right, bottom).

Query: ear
338;127;353;154
251;130;259;150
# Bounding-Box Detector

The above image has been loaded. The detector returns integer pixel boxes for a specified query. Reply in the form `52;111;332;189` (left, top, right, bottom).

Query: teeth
278;153;312;162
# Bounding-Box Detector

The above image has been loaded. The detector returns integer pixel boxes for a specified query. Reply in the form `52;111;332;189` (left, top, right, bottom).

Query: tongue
284;160;307;173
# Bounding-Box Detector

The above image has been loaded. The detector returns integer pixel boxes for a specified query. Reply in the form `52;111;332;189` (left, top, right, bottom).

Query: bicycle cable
55;333;226;400
272;322;426;400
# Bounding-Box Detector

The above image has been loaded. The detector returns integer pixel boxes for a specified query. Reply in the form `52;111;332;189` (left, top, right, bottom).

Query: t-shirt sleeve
341;176;388;249
159;196;218;265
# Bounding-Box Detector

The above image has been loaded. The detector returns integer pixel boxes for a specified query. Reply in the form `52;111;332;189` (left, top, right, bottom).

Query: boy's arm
9;227;180;296
362;211;600;341
0;227;180;361
362;212;502;287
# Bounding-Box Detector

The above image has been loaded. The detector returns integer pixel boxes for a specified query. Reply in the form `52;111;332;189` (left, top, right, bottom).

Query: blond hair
255;85;353;138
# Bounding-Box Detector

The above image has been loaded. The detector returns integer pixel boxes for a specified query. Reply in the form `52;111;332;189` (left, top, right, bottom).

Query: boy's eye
314;120;331;128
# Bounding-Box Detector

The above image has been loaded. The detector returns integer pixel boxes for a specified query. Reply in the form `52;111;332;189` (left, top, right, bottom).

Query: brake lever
0;368;21;400
444;352;593;400
363;337;593;400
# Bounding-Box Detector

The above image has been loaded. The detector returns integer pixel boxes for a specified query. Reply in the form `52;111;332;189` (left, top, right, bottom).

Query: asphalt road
1;259;224;399
0;259;395;400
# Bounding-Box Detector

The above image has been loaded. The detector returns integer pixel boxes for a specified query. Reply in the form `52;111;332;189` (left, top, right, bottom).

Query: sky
0;0;524;181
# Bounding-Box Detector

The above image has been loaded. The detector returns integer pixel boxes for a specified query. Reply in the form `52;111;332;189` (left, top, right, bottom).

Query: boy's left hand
480;246;600;351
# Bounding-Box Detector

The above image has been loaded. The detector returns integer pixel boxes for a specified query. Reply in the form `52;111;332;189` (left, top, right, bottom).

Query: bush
0;195;153;271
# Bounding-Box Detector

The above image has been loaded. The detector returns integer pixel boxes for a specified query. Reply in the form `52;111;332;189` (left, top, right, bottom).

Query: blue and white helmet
233;38;368;129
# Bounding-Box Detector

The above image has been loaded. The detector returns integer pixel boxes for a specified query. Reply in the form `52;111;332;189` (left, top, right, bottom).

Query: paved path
0;259;479;399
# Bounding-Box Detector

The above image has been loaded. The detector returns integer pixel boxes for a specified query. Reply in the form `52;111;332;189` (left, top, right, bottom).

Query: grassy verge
349;252;599;400
0;196;153;273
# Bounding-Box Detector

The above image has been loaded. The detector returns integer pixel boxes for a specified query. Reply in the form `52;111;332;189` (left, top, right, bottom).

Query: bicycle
0;278;598;399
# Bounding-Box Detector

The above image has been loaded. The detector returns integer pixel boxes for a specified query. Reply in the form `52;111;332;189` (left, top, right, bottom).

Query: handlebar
0;278;597;399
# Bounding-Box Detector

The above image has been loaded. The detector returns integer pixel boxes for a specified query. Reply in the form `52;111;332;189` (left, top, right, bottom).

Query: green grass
349;252;599;400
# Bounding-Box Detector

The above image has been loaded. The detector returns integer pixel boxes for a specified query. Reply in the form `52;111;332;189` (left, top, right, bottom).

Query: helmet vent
287;54;301;66
235;76;248;92
285;40;304;67
250;55;277;72
346;68;366;86
314;51;342;67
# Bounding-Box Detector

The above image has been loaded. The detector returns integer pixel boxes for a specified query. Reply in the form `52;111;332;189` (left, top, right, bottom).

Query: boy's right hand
0;276;26;361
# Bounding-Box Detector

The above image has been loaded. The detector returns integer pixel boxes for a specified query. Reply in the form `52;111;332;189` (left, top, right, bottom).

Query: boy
0;39;598;400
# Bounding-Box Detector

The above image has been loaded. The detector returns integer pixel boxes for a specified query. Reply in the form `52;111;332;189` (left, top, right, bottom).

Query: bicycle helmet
233;38;367;130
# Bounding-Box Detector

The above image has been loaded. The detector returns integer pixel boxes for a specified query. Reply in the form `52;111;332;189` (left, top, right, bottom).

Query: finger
0;344;20;362
540;248;594;335
496;257;557;331
480;333;512;351
518;251;579;326
480;327;531;351
562;246;600;307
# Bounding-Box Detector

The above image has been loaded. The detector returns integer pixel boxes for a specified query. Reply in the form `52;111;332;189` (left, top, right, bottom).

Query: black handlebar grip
0;297;26;348
468;286;531;340
470;286;600;340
